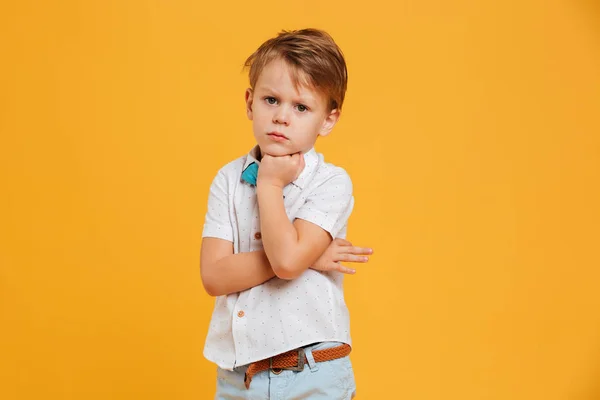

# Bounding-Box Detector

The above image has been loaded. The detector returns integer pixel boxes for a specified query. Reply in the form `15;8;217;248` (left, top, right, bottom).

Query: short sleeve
202;169;234;242
295;171;354;239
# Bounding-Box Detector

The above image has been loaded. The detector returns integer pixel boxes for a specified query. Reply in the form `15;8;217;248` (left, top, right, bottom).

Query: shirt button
237;310;245;318
254;232;262;240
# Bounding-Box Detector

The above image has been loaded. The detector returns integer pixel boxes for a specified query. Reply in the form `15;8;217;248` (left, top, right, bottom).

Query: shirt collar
242;144;318;190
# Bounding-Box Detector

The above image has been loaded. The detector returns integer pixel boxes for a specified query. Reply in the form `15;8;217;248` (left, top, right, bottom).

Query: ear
245;88;254;120
318;108;340;137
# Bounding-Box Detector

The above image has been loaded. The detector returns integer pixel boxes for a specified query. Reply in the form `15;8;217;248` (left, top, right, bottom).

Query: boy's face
245;58;340;157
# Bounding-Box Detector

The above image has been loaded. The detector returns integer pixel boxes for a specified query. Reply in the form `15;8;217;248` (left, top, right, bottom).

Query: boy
200;29;372;399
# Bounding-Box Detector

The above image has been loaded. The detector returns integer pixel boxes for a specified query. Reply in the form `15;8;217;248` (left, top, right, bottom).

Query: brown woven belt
244;343;351;389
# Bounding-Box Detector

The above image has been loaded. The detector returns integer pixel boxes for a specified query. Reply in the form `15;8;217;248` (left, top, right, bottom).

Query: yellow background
2;1;599;399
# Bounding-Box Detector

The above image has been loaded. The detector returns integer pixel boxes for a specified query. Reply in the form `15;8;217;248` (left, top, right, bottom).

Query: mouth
267;132;289;141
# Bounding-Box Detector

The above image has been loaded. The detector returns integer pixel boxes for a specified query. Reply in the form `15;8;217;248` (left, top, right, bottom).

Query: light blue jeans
215;342;356;399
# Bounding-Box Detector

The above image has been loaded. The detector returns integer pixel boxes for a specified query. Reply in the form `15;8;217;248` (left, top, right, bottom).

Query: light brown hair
244;28;348;111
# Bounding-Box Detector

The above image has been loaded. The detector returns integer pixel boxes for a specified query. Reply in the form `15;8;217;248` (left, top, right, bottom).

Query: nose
273;105;290;125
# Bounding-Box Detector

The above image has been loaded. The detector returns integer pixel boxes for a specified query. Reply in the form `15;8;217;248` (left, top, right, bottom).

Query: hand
257;153;305;189
311;238;373;274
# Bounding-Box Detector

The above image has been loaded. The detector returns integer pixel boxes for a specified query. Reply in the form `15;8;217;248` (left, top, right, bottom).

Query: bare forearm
202;250;275;296
257;184;301;278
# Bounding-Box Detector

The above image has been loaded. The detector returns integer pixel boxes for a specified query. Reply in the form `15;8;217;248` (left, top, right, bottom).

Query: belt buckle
270;348;305;372
287;348;305;371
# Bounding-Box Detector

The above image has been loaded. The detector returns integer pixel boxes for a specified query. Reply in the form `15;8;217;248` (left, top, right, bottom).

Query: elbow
272;262;303;280
202;282;220;297
201;278;220;297
200;268;223;297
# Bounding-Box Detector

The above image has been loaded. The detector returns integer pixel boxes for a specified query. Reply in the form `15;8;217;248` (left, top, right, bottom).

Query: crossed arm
200;212;327;296
200;184;371;297
200;153;373;297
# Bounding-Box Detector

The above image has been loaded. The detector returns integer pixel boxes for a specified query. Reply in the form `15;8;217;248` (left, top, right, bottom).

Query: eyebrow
257;86;317;105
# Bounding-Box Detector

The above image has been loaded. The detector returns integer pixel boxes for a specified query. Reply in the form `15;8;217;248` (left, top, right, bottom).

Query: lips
267;132;289;141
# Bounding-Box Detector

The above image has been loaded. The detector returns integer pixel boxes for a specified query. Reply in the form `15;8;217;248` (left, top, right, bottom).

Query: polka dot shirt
202;145;354;370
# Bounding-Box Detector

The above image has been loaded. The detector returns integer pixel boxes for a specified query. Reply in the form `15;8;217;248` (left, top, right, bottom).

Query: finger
297;154;305;170
343;246;374;255
334;238;352;246
337;253;369;263
334;263;356;274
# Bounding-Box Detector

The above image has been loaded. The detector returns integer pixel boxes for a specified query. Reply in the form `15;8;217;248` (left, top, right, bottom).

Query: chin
258;143;295;157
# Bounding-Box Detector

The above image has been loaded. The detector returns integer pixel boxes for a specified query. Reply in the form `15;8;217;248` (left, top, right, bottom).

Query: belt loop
305;346;319;372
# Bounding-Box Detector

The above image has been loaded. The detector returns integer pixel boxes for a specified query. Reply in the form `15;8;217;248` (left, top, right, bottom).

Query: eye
265;97;278;105
296;104;308;112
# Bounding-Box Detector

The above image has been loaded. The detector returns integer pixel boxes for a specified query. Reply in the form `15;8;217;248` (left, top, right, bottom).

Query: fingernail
362;257;369;262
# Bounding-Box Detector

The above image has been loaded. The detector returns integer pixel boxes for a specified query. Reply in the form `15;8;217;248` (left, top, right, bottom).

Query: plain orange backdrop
1;1;600;399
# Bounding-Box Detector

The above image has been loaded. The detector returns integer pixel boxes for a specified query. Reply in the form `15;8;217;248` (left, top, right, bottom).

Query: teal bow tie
241;162;258;186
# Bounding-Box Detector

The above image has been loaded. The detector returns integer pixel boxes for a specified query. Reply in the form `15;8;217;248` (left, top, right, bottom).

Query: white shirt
202;145;354;370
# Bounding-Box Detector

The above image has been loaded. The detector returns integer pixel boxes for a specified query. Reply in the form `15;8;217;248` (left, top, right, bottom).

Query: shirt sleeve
202;169;234;242
294;171;354;239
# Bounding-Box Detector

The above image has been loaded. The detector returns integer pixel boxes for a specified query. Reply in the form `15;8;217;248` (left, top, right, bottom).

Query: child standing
200;28;372;399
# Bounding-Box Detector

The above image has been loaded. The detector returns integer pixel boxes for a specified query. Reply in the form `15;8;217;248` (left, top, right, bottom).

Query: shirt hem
205;336;352;370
